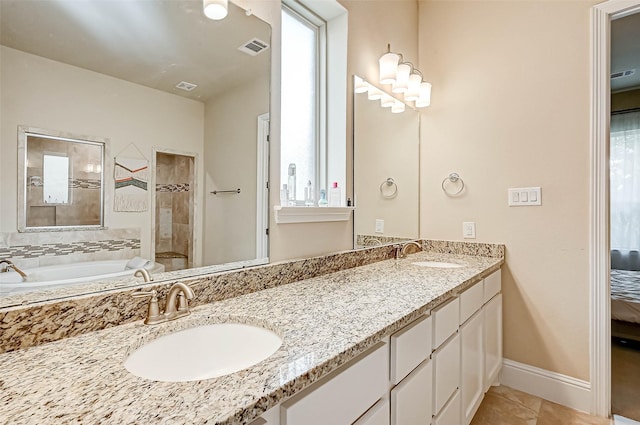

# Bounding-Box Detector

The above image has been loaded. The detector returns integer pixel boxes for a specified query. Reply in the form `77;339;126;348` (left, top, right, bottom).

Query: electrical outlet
463;222;476;239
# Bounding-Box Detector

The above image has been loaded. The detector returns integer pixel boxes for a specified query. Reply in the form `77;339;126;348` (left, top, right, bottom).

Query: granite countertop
0;251;503;424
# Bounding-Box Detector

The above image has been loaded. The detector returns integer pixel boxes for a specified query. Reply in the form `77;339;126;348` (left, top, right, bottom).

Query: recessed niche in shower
154;151;195;272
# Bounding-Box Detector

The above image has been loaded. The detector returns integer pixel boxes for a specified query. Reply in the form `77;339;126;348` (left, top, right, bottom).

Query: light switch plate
463;222;476;239
375;219;384;234
508;187;541;206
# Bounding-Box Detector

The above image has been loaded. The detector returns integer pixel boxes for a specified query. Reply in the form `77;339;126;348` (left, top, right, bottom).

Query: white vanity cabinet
256;268;503;425
280;341;388;425
459;269;503;425
389;314;433;425
432;297;461;425
484;292;502;391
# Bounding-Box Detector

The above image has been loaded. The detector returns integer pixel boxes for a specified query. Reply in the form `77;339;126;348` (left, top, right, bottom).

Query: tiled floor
471;386;613;425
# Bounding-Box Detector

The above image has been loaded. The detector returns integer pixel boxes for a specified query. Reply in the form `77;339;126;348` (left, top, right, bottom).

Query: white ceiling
611;12;640;93
0;0;271;102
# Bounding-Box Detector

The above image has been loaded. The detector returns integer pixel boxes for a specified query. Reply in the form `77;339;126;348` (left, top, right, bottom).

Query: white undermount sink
124;323;282;382
412;261;464;269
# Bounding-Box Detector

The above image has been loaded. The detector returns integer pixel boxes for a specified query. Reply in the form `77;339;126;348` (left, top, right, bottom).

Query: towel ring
441;172;465;196
380;177;398;198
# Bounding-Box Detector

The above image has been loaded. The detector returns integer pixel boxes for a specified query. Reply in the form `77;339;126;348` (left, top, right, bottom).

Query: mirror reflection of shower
154;152;195;272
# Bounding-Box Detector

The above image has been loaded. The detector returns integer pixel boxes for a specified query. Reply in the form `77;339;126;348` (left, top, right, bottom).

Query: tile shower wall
0;228;141;269
155;153;194;270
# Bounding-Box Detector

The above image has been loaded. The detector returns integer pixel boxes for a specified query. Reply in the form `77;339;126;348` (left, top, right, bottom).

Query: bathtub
0;259;164;294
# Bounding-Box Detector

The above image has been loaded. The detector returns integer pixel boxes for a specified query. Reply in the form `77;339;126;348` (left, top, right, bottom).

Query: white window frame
282;2;326;195
277;0;349;223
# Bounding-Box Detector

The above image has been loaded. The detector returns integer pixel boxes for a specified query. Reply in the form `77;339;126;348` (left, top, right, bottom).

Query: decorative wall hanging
114;143;149;212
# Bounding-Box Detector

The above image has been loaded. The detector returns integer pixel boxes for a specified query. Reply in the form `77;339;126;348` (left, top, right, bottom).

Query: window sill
274;206;355;224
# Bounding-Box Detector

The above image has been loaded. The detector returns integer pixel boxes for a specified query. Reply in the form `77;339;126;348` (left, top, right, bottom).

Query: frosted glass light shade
354;76;368;94
404;73;422;101
391;100;405;113
379;52;400;85
415;82;432;108
392;63;411;93
367;86;383;100
203;0;228;20
380;93;395;107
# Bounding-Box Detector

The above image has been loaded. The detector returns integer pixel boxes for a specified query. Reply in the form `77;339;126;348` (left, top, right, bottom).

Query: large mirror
353;75;420;248
0;0;270;302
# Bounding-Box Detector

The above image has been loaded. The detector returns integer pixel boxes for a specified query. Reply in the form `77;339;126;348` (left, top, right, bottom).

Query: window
280;0;347;209
43;154;70;204
611;110;640;250
281;3;325;204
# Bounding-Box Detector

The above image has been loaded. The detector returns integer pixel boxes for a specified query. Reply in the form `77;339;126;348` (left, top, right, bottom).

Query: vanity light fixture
367;86;383;101
203;0;228;20
354;76;369;94
391;100;406;114
378;44;432;108
380;93;395;108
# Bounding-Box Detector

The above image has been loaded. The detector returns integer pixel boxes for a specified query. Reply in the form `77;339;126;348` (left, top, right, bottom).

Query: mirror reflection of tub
0;258;164;295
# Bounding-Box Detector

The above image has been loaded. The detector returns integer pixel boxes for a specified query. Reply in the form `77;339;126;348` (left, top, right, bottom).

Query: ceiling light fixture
203;0;228;20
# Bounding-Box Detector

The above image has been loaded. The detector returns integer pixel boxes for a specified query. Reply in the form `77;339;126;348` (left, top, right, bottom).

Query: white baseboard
500;359;592;413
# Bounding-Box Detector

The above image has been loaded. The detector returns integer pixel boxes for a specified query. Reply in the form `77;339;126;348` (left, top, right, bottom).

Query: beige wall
203;76;268;264
0;46;205;259
419;0;598;381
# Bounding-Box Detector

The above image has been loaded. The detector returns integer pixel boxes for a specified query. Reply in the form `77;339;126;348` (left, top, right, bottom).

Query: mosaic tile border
0;239;140;259
28;176;101;190
156;183;190;192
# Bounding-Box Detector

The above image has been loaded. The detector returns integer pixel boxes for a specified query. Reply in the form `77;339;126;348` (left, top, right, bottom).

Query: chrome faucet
0;260;27;281
132;282;196;325
395;241;423;259
134;268;153;283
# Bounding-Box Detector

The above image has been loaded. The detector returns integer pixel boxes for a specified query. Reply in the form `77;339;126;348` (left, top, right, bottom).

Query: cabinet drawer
281;341;388;425
355;398;390;425
433;297;460;349
433;390;461;425
391;315;432;385
391;359;433;425
433;333;460;415
459;281;483;325
483;270;501;303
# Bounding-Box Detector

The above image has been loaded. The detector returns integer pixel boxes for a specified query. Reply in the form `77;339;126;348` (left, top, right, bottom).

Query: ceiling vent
176;81;198;92
238;38;270;56
611;69;636;80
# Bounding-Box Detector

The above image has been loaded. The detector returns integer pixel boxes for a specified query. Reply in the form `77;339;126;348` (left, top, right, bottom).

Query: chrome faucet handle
132;290;164;325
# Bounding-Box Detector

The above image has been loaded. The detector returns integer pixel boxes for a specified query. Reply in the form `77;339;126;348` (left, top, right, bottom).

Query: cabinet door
484;293;503;391
433;390;461;425
355;398;390;425
460;281;483;325
433;333;460;415
460;309;484;425
433;298;460;349
391;359;433;425
281;341;388;425
391;315;432;385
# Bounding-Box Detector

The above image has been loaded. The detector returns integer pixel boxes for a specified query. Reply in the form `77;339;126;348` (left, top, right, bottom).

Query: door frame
256;113;270;261
590;0;640;417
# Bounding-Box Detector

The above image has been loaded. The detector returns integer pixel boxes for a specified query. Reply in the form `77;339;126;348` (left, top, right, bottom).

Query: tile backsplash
0;228;141;269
